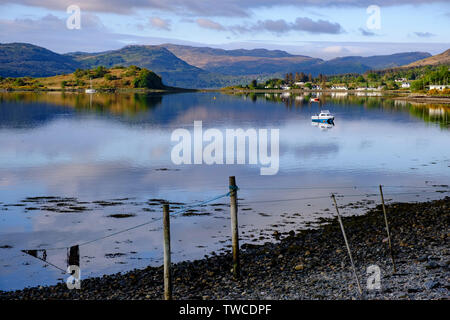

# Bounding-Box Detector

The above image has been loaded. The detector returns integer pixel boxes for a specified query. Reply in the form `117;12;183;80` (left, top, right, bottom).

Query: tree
133;69;163;89
250;79;258;89
14;78;25;86
74;68;85;79
92;66;108;78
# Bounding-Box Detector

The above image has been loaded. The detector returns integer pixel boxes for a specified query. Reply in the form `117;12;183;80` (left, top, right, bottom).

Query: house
331;85;348;90
312;85;322;90
395;78;407;83
429;84;450;91
281;85;291;90
294;81;305;86
401;82;411;88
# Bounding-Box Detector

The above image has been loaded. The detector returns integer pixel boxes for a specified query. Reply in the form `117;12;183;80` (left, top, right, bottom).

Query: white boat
85;78;96;94
311;110;334;124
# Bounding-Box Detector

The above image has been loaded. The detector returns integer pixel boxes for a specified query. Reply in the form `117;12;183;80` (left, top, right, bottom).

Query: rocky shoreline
1;197;448;300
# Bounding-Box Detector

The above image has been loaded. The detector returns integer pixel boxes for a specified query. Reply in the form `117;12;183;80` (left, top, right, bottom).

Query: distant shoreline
2;88;450;104
0;87;197;93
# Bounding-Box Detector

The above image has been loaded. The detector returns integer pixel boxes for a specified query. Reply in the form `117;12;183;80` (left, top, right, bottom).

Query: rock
294;264;304;271
417;255;428;262
424;280;439;290
426;261;439;269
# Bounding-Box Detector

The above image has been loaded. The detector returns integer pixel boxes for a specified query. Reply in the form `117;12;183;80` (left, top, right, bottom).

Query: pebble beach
1;196;448;300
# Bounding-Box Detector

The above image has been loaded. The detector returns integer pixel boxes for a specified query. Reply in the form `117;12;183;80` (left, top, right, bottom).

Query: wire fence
1;183;448;276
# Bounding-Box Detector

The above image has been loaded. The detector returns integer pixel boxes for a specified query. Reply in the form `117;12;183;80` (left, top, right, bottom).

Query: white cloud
196;18;225;31
149;17;171;31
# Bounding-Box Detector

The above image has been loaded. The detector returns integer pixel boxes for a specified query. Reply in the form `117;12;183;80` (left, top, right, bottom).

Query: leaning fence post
163;203;172;300
331;194;362;296
379;185;397;273
229;176;240;278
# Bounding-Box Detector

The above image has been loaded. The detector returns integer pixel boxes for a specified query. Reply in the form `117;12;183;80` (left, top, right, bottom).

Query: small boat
311;97;320;102
311;110;334;124
85;78;96;94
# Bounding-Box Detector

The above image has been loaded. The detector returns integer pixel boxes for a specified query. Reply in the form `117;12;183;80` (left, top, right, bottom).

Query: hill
300;52;432;75
0;42;435;88
66;45;242;88
0;43;79;77
405;49;450;67
161;45;430;77
0;65;166;91
160;44;322;76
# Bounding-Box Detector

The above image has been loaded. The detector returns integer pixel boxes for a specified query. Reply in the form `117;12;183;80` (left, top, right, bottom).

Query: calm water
0;91;449;291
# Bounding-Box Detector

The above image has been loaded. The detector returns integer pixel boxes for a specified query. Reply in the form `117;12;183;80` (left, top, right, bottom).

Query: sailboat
85;78;96;94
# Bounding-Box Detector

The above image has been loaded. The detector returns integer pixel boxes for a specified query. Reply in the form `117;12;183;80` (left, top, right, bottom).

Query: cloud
359;28;376;36
414;32;435;38
2;0;445;17
149;17;171;31
291;17;343;34
230;18;344;35
322;46;353;55
196;18;225;31
0;14;194;53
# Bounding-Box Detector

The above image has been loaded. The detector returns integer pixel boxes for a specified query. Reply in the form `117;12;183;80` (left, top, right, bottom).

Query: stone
424;280;439;290
294;264;304;271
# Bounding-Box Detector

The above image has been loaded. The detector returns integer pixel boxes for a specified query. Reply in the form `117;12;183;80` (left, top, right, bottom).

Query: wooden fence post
379;185;397;273
163;204;172;300
229;176;240;278
331;194;363;296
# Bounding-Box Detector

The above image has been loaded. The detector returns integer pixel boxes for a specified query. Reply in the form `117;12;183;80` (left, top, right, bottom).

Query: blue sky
0;0;449;59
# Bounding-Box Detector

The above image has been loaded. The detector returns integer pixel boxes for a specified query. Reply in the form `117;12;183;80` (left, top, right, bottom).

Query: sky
0;0;449;59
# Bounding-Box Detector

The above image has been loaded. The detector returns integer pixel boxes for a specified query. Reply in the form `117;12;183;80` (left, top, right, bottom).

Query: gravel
1;196;449;300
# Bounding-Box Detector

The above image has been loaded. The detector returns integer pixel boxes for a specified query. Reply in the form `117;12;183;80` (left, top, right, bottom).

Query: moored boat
85;78;96;94
311;110;334;124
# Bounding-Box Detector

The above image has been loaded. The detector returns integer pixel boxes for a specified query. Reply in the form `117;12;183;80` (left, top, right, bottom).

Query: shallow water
0;91;449;291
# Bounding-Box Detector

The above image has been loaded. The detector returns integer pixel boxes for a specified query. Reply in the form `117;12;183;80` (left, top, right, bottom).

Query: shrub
133;69;163;89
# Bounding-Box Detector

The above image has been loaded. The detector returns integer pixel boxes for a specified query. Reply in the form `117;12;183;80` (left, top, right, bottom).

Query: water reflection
0;91;449;290
312;122;334;131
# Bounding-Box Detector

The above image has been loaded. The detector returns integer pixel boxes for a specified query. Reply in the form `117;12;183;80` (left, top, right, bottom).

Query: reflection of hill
0;92;164;129
1;92;448;131
224;92;449;129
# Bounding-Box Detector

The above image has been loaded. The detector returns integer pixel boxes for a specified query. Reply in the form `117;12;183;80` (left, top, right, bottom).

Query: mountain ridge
0;42;436;88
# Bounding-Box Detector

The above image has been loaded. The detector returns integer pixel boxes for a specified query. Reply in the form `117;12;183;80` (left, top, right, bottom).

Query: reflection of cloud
358;140;374;150
293;142;339;158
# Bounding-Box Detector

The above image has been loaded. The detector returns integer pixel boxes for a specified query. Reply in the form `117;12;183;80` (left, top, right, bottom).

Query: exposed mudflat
1;197;448;300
